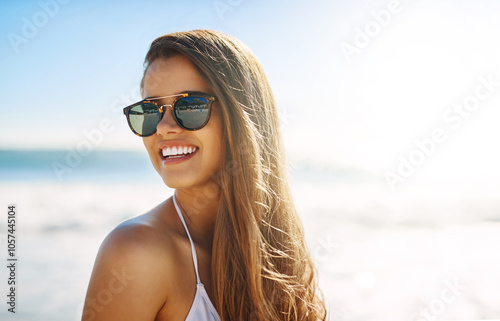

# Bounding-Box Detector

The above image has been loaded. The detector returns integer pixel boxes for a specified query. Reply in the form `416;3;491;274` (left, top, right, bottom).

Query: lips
158;141;198;164
162;146;197;159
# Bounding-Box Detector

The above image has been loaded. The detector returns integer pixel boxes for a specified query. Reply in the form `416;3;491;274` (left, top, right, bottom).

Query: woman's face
141;55;223;189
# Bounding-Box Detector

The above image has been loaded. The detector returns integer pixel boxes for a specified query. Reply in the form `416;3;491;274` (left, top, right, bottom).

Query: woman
82;29;326;321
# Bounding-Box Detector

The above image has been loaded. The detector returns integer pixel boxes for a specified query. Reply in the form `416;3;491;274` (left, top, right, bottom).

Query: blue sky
2;0;500;184
0;0;340;148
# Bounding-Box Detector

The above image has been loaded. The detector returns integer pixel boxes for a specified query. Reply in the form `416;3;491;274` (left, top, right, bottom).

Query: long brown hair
141;29;326;320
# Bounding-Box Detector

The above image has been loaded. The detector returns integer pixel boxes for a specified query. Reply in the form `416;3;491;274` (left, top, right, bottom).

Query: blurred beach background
1;0;500;320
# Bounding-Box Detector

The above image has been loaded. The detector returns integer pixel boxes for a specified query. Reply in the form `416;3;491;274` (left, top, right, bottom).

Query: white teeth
162;146;197;158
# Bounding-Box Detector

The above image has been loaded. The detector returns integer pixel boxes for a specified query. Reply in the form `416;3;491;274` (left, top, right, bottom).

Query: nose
156;105;181;135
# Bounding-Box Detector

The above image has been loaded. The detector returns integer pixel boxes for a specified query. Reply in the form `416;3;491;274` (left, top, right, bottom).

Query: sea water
0;150;499;320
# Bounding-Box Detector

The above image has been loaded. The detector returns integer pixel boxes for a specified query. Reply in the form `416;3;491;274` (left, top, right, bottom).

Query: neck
174;185;220;247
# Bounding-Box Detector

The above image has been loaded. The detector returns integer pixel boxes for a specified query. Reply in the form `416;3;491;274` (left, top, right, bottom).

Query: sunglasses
123;92;216;137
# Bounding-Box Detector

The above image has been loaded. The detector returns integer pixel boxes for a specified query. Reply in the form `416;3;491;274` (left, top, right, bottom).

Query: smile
162;146;198;159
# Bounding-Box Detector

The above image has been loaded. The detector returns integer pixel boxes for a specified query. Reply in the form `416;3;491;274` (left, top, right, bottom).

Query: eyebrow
144;90;211;100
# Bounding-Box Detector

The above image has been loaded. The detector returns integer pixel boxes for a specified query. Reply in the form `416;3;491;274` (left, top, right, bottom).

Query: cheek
210;113;224;164
200;116;224;174
142;137;160;166
211;134;224;165
142;137;152;152
203;136;224;182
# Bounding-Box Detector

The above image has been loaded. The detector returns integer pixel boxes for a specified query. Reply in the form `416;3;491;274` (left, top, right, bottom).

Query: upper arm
82;223;172;321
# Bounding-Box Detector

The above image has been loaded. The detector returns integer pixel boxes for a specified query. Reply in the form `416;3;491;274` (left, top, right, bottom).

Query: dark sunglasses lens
128;103;161;136
174;97;210;130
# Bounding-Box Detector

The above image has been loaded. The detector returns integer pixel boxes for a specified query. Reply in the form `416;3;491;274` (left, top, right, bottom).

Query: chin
161;178;189;189
160;170;220;195
160;171;199;189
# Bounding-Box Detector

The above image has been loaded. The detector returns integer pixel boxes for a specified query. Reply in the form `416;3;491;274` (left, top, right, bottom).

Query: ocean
0;150;499;320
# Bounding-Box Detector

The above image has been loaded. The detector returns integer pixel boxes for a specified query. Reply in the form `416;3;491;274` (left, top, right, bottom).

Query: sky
2;0;500;186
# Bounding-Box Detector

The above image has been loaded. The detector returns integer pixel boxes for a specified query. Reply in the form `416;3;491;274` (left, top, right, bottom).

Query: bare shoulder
82;202;177;321
101;209;174;260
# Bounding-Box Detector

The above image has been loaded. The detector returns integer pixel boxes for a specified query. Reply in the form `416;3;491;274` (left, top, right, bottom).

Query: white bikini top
173;196;221;321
